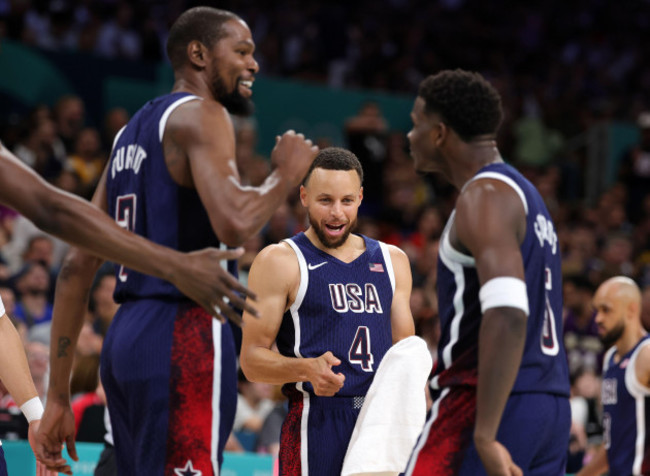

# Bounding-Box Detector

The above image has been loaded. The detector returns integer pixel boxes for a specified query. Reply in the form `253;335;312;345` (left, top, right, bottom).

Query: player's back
277;232;394;397
432;162;569;397
105;92;224;303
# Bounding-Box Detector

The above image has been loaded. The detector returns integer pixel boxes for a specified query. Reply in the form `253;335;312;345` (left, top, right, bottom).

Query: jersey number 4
348;326;374;372
115;194;137;282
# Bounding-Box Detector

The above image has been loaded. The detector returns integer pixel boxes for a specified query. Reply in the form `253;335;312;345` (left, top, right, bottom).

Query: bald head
596;276;641;311
593;276;642;348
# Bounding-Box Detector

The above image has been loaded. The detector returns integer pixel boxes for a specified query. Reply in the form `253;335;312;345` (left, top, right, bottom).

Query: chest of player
301;262;393;318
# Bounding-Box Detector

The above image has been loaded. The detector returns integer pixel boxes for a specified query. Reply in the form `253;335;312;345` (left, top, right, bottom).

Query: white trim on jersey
111;125;127;152
378;242;396;293
626;339;650;475
602;346;617;373
438;232;467;371
440;211;475;267
158;95;202;142
211;321;222;476
404;387;451;475
283;239;310;476
464;171;529;215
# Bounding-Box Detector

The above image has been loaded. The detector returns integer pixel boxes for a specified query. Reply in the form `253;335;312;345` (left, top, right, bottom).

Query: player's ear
300;185;308;206
358;186;363;204
187;40;207;68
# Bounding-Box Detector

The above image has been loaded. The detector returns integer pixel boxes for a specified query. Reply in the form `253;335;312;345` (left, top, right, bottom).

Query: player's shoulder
252;241;298;269
383;243;408;262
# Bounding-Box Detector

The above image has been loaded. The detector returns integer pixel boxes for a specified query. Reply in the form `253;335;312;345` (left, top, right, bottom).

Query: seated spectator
233;369;275;451
12;262;54;340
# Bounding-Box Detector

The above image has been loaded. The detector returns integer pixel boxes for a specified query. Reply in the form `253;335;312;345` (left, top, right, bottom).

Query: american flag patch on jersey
369;262;384;272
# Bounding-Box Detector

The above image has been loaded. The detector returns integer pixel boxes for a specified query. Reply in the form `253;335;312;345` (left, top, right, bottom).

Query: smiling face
301;168;363;249
207;19;258;115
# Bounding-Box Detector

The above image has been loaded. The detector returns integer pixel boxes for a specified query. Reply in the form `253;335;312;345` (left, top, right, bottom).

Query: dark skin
34;15;318;474
409;97;527;476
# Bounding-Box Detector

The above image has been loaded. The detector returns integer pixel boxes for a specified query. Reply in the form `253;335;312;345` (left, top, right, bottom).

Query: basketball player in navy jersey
404;69;571;476
0;140;252;474
577;277;650;476
35;6;318;476
240;147;415;476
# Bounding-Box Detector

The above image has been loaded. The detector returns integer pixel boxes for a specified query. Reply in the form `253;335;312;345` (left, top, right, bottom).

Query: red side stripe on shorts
164;304;215;476
279;390;304;476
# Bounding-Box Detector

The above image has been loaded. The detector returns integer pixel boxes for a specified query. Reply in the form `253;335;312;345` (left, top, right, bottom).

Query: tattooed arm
33;247;104;474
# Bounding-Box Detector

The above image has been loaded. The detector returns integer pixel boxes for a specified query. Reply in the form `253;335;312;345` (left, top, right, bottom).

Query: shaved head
596;276;641;310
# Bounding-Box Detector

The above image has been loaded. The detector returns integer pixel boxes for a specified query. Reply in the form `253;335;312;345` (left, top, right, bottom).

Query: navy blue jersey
105;92;235;303
602;336;650;475
431;162;570;397
277;232;394;397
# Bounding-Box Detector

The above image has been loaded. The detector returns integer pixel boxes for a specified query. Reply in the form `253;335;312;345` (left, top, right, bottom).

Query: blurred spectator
345;102;388;214
12;262;53;342
67;126;105;198
563;275;602;376
95;2;141;60
233;369;274;451
102;107;129;152
1;215;69;275
12;117;66;179
54;95;85;153
26;340;49;402
619;111;650;224
89;270;119;337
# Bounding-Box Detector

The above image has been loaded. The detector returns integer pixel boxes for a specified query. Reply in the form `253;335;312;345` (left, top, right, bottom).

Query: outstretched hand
31;401;77;475
172;247;258;326
475;439;522;476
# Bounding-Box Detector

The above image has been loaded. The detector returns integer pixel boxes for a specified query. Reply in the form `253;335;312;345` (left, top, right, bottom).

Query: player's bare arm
387;245;416;343
240;243;345;396
166;99;318;247
636;343;650;388
0;144;256;323
455;178;527;476
0;314;61;475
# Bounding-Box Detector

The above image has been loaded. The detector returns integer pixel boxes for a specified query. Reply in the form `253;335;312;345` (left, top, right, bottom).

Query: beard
309;214;357;249
212;75;254;117
599;320;625;349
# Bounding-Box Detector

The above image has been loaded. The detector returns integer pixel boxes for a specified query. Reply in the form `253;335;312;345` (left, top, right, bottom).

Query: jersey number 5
115;194;137;282
349;326;374;372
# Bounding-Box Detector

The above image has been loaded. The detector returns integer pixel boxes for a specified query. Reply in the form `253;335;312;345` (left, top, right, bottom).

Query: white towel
341;336;433;476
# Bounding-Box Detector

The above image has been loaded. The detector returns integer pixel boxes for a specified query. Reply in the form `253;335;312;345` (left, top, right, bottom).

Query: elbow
239;350;261;383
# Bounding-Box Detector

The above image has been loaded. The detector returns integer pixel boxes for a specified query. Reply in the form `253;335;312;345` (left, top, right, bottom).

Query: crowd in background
0;0;650;472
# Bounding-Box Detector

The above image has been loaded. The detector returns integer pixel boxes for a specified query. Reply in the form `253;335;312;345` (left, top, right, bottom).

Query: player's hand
171;247;259;327
309;351;345;396
271;130;319;186
474;439;522;476
31;401;77;475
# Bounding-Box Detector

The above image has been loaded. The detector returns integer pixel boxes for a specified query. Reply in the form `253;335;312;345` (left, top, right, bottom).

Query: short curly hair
303;147;363;186
166;7;239;70
418;69;503;142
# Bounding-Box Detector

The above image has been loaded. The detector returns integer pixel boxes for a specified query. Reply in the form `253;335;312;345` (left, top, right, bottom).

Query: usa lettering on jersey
329;283;383;314
111;143;147;178
602;378;618;405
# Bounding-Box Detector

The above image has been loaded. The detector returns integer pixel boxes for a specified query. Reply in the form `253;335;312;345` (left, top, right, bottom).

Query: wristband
20;396;44;423
479;277;529;315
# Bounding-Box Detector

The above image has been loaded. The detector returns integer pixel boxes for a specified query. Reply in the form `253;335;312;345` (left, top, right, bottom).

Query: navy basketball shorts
100;299;237;476
405;388;571;476
279;391;362;476
0;446;7;476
